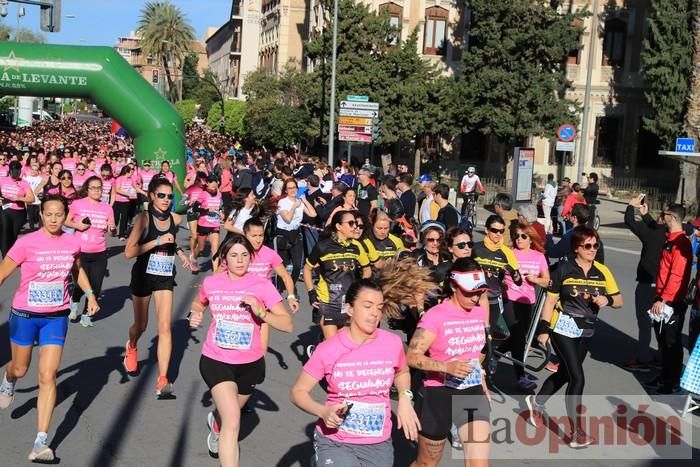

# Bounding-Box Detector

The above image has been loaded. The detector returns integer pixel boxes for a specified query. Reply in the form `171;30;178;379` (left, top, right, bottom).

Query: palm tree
138;1;195;102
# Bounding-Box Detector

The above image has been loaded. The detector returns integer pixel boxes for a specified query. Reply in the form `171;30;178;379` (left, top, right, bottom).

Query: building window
379;3;403;45
602;18;626;67
423;7;448;56
593;116;622;167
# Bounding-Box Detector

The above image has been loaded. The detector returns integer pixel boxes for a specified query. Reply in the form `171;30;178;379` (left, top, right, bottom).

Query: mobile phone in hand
640;194;646;205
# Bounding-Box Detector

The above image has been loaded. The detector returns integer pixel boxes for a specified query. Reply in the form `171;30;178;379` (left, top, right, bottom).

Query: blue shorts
9;311;69;347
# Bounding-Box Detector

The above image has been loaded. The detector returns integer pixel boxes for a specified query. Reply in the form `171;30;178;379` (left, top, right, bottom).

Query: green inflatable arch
0;42;185;187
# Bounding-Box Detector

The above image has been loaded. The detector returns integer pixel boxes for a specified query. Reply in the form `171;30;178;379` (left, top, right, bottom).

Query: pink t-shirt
62;158;76;172
8;229;81;313
0;164;8;177
417;300;486;388
101;177;114;203
73;172;90;190
197;190;222;228
161;171;174;182
303;329;405;444
0;177;30;210
504;249;548;304
199;272;283;364
248;246;283;280
68;197;115;253
114;175;133;203
139;169;157;192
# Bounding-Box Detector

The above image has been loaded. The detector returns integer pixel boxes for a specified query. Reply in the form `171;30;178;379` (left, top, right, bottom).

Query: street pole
577;0;599;181
327;0;339;168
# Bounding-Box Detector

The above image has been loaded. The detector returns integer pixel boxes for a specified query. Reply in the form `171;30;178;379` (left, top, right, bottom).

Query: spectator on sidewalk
419;180;439;224
494;193;518;247
517;203;546;246
547;204;605;264
556;176;572;234
434;183;460;230
397;173;417;220
542;173;557;234
623;194;665;372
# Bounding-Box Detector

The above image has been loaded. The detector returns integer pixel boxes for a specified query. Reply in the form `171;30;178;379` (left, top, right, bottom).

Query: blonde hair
376;257;437;320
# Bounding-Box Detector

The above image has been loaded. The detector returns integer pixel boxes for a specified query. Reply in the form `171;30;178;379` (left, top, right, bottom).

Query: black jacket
624;205;665;283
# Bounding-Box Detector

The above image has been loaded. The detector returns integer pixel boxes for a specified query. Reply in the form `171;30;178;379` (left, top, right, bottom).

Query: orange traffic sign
338;116;373;126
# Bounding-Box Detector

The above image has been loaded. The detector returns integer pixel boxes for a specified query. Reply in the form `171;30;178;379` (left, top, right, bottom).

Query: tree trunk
161;55;177;102
683;3;700;205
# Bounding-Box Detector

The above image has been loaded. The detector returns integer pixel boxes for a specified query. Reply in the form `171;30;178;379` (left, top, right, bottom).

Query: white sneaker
69;301;80;320
450;424;463;450
0;374;16;409
207;412;219;454
28;434;54;462
80;314;95;328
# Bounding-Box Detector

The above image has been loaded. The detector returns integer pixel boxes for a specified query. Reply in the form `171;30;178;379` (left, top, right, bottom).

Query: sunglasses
343;220;358;227
155;193;174;200
355;223;365;229
579;242;600;250
454;241;474;249
513;233;529;240
61;176;72;180
425;237;442;243
488;227;505;235
87;186;102;191
458;288;485;298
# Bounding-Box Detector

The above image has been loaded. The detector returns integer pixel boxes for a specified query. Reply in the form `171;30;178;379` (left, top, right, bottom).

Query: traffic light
372;118;382;141
40;0;61;32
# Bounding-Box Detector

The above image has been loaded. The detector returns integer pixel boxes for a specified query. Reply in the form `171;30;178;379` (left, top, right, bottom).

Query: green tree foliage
138;1;195;102
174;98;197;123
458;0;586;140
181;53;200;100
642;0;693;146
207;100;246;136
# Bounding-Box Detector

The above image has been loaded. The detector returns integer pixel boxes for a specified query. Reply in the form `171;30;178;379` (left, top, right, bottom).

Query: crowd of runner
0;120;697;466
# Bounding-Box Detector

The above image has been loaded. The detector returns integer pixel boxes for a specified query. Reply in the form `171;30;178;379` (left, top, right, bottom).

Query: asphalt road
1;205;699;466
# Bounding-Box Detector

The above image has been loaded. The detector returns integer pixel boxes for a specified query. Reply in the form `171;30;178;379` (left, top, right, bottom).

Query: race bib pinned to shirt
214;320;254;350
444;358;482;390
28;281;64;307
339;400;386;438
146;254;175;276
553;313;583;338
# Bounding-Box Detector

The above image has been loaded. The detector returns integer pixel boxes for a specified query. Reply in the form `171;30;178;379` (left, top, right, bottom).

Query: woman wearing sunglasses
407;258;491;467
500;221;550;392
37;161;63;199
191;174;223;272
473;215;522;339
304;210;371;349
526;226;622;448
277;179;317;284
64;176;116;328
123;177;190;398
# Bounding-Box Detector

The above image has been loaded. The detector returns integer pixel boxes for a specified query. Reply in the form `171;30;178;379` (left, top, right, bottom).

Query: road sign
676;137;696;153
347;95;369;102
338;116;373;126
338;124;372;134
339;133;372;142
340;101;379;110
556;141;575;152
339;108;379;118
557;123;576;142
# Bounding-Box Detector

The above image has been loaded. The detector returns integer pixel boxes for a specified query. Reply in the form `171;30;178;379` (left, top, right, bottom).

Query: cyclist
459;166;485;218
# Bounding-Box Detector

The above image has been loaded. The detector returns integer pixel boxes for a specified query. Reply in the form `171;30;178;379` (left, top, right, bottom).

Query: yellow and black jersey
548;260;620;335
473;241;520;298
363;234;404;262
306;237;370;305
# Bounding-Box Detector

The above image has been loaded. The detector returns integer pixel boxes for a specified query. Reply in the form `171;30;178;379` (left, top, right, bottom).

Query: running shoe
28;435;54;462
525;394;546;428
0;375;16;409
69;301;80;321
156;376;174;398
306;345;316;359
207;411;220;454
545;361;560;373
449;424;463;450
569;431;595;449
80;314;95;328
123;340;138;373
623;359;651;373
517;376;537;392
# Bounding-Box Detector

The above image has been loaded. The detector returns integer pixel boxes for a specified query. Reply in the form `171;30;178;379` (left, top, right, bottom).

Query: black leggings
72;251;108;312
276;229;303;285
1;208;26;257
535;332;591;433
497;300;534;379
113;201;131;238
26;205;40;230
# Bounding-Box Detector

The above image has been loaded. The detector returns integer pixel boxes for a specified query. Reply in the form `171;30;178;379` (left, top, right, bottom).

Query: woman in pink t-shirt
0;161;35;257
113;165;135;240
407;257;491;467
57;169;76;204
291;279;420;467
64;176;116;328
191;174;223;271
158;161;183;195
502;221;550;391
99;164;116;205
0;195;99;462
189;234;293;464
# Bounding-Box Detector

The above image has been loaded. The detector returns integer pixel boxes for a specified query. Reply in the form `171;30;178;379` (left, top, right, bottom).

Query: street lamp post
327;0;339;168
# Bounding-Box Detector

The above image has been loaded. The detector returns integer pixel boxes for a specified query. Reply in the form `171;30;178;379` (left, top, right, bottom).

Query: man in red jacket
652;203;692;394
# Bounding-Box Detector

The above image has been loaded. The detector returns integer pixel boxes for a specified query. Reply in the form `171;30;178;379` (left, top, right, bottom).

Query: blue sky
2;0;231;45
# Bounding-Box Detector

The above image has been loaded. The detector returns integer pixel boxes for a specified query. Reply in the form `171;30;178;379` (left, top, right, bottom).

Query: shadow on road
275;422;315;467
93;285;132;322
166;382;199;467
289;326;322;365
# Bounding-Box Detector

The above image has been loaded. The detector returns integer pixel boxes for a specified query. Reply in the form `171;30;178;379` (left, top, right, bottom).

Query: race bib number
146;254;175;276
28;281;64;307
214;320;254;349
553;313;583;338
444;358;482;390
101;194;110;203
339;400;386;438
206;211;219;223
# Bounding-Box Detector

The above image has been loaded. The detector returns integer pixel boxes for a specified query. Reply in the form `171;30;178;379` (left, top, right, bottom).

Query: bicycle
462;192;479;228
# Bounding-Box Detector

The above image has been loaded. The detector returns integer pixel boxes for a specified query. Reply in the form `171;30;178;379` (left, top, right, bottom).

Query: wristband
84;289;94;297
287;294;298;301
176;246;184;254
156;236;161;247
535;319;551;335
604;294;615;307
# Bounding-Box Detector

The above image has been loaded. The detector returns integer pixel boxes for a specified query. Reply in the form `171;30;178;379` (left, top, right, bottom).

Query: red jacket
656;230;692;303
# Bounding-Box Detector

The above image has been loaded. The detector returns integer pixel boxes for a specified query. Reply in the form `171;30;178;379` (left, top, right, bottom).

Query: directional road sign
338;124;372;134
676;137;696;153
340;101;379;110
338;116;373;126
339;108;379;118
557;123;576;142
347;95;369;102
339;133;373;142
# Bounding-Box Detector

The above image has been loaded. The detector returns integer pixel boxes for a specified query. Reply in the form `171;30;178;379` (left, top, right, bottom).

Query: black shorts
138;194;148;205
199;355;265;395
416;385;491;441
187;209;199;223
130;270;176;297
319;302;348;327
197;225;217;236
